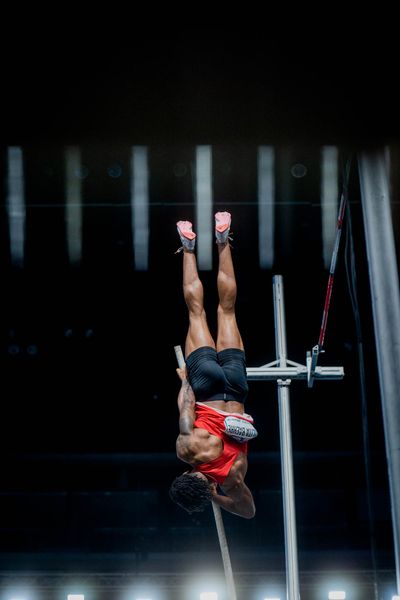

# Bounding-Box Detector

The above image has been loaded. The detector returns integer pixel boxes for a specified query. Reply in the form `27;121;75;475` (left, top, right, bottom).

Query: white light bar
195;145;213;271
258;146;275;269
131;146;149;271
67;595;84;600
328;592;346;600
7;146;26;267
65;146;83;265
200;593;218;600
321;146;339;269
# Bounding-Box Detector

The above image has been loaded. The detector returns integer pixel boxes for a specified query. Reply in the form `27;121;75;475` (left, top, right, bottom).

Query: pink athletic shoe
215;211;232;244
176;220;196;252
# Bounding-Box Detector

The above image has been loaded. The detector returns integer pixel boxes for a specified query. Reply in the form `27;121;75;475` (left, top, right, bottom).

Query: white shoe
215;211;232;244
176;220;196;252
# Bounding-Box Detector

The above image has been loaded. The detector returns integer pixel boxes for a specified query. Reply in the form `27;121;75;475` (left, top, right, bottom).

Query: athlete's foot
215;211;232;245
176;220;196;253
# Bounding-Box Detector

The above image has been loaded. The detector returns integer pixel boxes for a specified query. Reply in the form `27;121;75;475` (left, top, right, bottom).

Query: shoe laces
216;232;234;248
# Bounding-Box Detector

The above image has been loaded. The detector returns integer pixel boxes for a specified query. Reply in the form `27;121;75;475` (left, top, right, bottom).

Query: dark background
0;25;399;600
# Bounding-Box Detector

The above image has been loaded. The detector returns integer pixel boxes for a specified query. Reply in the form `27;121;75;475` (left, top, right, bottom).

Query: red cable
317;190;347;350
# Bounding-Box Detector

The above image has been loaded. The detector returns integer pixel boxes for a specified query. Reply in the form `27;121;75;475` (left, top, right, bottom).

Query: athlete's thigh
216;308;244;352
185;311;216;358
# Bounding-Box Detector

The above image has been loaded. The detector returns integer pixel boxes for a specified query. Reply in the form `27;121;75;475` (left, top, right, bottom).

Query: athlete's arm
177;374;196;435
175;368;196;461
211;481;256;519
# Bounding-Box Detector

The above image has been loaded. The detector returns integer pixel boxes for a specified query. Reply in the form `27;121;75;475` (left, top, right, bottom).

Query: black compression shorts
186;346;249;403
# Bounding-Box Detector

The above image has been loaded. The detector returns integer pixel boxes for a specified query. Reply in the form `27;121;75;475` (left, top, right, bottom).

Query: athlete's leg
182;249;215;358
216;237;244;352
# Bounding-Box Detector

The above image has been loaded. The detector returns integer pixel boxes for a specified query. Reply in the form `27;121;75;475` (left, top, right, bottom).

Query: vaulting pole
174;345;238;600
358;150;400;594
211;501;238;600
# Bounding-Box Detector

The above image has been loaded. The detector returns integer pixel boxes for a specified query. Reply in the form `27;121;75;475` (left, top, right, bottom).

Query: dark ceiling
0;26;399;600
2;26;400;147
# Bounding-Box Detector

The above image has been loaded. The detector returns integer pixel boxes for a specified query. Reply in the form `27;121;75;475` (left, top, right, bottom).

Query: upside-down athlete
169;211;257;519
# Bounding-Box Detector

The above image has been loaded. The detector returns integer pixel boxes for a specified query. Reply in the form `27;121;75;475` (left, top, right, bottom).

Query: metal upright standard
247;275;344;600
358;149;400;595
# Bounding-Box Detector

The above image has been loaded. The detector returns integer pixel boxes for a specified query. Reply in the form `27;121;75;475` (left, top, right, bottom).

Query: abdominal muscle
201;399;245;415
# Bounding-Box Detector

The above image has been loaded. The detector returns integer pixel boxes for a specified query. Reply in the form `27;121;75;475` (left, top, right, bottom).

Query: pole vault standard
174;345;238;600
247;275;344;600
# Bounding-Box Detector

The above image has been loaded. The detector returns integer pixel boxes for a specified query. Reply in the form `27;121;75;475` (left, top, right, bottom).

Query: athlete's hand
209;482;218;497
176;367;188;382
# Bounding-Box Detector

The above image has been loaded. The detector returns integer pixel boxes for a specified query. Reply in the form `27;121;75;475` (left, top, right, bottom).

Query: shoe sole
215;212;231;233
176;221;196;240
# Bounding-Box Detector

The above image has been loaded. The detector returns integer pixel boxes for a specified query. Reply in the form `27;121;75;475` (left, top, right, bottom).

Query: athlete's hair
169;473;212;514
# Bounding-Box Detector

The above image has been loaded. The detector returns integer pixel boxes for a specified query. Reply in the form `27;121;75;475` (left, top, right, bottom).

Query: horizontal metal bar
260;359;307;369
246;365;344;381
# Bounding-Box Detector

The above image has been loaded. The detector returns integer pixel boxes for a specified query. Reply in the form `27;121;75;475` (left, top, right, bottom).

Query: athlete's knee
218;299;236;316
189;307;207;323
